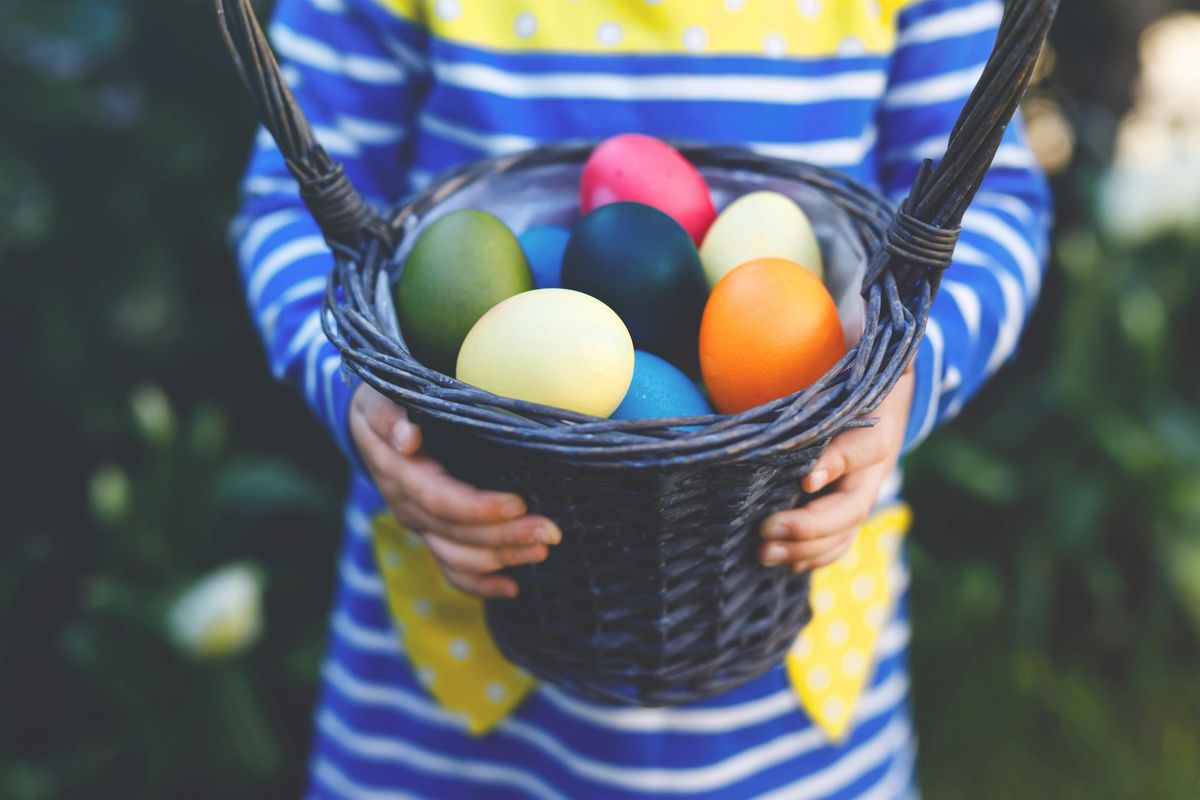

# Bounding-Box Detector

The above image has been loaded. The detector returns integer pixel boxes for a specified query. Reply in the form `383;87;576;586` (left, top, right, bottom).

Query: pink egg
580;134;717;245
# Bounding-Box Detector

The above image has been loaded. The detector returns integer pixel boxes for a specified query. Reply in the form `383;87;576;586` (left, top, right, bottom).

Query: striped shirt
233;1;1051;797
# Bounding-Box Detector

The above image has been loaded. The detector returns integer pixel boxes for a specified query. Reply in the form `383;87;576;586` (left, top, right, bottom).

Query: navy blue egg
612;351;714;422
518;225;571;289
562;202;708;371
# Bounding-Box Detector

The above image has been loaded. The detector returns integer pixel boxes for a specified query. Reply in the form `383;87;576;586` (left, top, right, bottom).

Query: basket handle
214;0;391;248
870;0;1059;290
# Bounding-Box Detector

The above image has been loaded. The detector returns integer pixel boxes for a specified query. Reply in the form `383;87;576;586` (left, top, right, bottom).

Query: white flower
1099;121;1200;243
1096;13;1200;242
167;563;264;659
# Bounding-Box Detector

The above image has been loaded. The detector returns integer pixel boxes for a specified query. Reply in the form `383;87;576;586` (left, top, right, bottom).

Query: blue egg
612;351;714;422
518;225;571;289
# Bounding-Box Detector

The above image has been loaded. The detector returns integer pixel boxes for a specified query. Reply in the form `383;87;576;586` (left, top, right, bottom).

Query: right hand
349;384;561;598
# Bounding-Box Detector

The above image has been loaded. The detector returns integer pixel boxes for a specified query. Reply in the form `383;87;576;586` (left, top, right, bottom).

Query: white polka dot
807;665;830;691
514;12;537;39
841;548;859;569
405;530;423;548
866;0;882;17
853;574;876;601
416;666;436;686
822;696;846;721
866;603;887;629
797;0;821;18
682;25;708;53
433;0;461;21
827;619;849;646
413;597;432;617
838;35;867;56
645;0;664;4
383;550;403;569
843;649;867;676
791;634;813;659
449;637;471;661
597;22;623;46
486;682;509;702
877;530;899;555
813;588;834;613
763;32;788;58
725;0;746;10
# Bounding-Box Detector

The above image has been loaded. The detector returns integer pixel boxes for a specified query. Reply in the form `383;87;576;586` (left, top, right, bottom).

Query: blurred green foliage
1;0;1198;798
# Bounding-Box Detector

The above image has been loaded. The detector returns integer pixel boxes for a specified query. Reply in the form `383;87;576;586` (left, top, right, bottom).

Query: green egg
395;209;534;374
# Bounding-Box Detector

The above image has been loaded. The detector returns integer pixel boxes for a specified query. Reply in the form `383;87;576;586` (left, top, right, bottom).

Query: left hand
759;365;916;572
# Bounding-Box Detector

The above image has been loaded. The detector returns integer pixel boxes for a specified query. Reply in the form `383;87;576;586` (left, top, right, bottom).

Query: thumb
356;385;422;455
803;425;888;493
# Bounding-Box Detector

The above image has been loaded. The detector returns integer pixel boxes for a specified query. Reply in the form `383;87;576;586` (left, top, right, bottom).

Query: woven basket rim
324;142;922;468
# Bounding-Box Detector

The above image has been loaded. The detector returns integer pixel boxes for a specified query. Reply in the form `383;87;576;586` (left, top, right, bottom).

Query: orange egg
699;258;846;414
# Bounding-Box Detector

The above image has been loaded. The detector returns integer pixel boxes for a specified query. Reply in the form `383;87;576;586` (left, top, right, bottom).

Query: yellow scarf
372;503;910;740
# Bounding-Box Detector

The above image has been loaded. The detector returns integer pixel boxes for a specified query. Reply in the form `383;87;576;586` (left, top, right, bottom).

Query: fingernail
763;518;789;540
791;561;810;574
807;469;829;492
535;523;561;546
391;420;412;450
499;497;525;519
762;543;789;565
503;583;519;599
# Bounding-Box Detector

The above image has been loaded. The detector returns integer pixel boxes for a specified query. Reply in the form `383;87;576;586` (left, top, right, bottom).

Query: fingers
762;471;881;542
396;498;560;548
353;412;531;528
423;533;549;575
807;535;855;569
390;454;531;527
760;527;855;569
441;565;520;599
802;425;890;494
354;384;421;455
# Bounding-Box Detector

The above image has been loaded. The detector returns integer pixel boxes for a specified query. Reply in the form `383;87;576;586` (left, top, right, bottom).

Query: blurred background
3;0;1199;797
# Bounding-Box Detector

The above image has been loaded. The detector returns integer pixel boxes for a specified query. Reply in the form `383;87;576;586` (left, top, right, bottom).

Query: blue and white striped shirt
234;1;1051;796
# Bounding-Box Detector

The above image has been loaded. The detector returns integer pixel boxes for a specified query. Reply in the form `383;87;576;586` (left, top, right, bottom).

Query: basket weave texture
216;0;1058;705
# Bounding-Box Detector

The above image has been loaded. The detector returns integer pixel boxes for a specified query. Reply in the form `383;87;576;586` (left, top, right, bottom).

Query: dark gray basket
216;0;1057;705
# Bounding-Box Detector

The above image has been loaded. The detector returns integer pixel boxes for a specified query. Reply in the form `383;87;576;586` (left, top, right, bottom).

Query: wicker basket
216;0;1058;705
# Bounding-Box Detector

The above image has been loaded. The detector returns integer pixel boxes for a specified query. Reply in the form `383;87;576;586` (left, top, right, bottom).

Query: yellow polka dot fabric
374;0;917;58
785;503;911;741
372;503;910;740
372;515;536;735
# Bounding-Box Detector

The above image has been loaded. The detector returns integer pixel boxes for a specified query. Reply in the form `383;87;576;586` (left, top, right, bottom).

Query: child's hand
759;366;915;572
350;384;562;599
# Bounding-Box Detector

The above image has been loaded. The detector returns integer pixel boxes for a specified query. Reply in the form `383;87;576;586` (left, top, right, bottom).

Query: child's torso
369;0;915;192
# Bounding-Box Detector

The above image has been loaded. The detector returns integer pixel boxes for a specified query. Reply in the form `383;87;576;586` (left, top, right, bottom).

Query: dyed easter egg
396;210;533;374
581;134;717;245
456;289;634;418
700;258;845;415
700;191;824;287
518;225;571;289
561;202;708;371
612;351;714;421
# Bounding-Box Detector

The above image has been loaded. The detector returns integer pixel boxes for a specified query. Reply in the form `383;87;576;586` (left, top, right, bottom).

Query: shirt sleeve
231;0;428;462
877;0;1054;452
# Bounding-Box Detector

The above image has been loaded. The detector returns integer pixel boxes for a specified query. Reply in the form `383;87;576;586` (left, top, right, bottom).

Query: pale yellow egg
700;191;824;287
456;289;635;418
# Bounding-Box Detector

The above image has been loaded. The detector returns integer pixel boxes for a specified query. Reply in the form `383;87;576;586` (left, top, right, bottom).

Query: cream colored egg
700;191;824;287
456;289;635;417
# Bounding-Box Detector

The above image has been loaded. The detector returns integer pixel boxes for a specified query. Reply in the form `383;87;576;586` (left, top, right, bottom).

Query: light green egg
700;191;824;287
